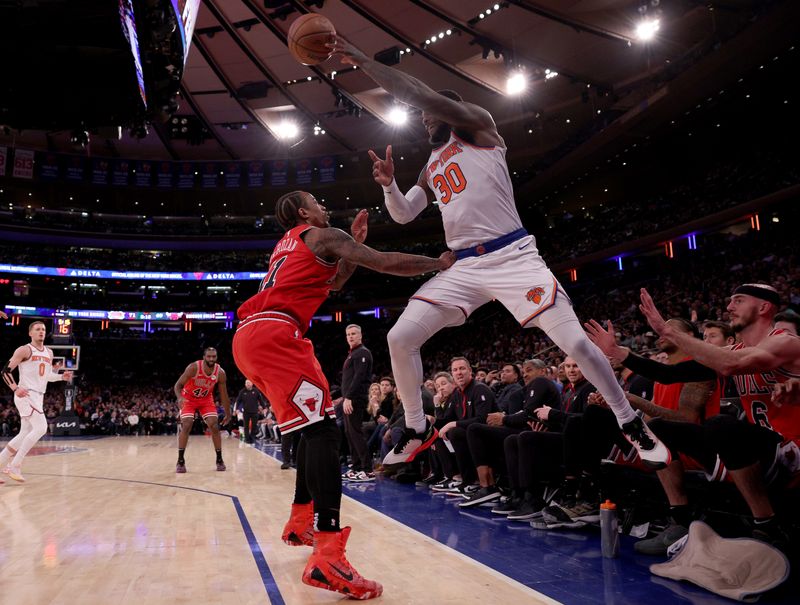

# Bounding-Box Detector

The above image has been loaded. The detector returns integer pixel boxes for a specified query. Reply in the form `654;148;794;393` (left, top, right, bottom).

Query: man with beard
621;284;800;549
328;37;669;471
173;347;231;473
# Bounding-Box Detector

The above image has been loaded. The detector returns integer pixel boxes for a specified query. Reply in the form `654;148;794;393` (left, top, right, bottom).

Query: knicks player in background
328;37;669;469
173;347;231;473
1;320;73;483
233;191;454;600
635;284;800;546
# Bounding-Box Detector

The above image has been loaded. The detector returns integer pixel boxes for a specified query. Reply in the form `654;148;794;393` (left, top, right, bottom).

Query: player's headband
732;284;780;306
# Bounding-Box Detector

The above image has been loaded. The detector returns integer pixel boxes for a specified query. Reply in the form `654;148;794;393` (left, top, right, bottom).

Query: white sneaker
621;416;671;468
3;466;25;483
382;422;438;466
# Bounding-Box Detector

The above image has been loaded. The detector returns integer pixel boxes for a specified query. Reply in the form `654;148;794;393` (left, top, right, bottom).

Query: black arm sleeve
623;352;717;384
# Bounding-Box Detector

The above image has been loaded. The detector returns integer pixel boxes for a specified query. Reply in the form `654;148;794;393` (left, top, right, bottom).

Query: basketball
287;13;336;66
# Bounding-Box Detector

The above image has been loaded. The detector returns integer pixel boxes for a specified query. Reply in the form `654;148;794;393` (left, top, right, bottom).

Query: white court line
251;444;562;605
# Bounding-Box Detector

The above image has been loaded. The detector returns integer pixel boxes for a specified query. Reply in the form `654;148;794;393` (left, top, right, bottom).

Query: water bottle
600;499;619;558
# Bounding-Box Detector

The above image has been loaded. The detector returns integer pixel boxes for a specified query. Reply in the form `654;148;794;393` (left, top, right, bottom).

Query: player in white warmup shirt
329;37;669;469
1;320;72;483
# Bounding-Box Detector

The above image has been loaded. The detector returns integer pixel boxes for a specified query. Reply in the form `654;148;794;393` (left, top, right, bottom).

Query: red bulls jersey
182;361;219;402
652;357;721;421
732;330;800;444
237;225;338;332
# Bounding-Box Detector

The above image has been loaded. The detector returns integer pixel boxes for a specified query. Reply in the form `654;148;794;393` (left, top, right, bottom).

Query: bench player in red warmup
173;347;232;473
233;191;454;600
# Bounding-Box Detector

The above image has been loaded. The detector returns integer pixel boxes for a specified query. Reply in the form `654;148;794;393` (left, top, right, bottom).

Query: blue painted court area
253;441;797;605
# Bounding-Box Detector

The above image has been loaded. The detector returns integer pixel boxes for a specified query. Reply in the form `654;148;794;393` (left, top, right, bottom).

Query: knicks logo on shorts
526;287;546;304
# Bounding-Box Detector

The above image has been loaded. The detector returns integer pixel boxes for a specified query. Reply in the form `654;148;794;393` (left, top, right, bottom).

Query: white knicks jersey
17;344;54;394
424;132;524;250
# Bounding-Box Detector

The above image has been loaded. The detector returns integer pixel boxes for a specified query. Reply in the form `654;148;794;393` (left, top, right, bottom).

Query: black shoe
507;496;545;521
416;473;443;488
491;496;522;515
280;461;291;470
458;485;502;508
751;518;792;554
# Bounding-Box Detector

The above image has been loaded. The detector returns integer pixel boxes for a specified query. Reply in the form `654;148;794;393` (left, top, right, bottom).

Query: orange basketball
287;13;336;66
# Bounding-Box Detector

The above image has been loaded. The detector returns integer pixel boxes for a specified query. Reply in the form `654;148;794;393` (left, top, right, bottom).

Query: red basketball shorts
180;398;218;420
233;311;333;435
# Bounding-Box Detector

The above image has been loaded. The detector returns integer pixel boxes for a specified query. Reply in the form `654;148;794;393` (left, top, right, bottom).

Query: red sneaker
302;527;383;600
282;502;314;547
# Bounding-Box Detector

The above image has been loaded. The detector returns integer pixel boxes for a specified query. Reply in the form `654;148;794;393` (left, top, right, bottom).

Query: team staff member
236;379;266;444
341;324;374;481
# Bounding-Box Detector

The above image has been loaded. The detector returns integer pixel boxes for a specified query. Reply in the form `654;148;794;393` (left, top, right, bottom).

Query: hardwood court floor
0;436;557;605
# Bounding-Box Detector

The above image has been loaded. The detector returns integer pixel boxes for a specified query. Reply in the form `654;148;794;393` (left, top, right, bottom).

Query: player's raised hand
350;209;369;243
326;35;369;66
772;378;800;407
0;310;7;320
62;370;74;382
367;145;394;187
437;250;456;271
584;319;629;363
639;288;669;336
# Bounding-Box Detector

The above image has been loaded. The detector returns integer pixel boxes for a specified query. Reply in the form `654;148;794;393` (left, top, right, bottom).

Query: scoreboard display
53;317;73;337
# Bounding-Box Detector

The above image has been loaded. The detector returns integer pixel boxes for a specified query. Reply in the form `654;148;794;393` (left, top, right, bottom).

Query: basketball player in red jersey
233;191;453;600
637;284;800;545
173;347;231;473
327;37;669;470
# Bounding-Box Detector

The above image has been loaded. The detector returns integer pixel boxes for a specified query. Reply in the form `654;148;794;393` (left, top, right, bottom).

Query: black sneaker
621;416;670;469
491;496;522;515
458;485;502;508
416;473;443;488
431;478;462;493
382;421;438;465
507;496;545;521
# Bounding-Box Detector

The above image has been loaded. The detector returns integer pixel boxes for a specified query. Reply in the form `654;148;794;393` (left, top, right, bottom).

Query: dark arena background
1;1;799;604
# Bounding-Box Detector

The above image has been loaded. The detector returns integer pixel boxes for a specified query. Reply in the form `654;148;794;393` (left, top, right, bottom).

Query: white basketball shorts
15;390;44;417
410;235;571;327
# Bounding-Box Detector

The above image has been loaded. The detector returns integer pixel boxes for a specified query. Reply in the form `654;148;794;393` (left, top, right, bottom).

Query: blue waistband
453;228;529;260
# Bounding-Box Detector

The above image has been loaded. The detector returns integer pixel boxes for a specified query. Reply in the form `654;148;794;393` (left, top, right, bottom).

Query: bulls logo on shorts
293;380;324;414
526;287;546;304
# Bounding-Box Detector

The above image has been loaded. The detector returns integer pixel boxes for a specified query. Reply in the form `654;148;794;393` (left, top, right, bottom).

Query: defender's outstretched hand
351;209;369;244
367;145;394;187
327;35;369;66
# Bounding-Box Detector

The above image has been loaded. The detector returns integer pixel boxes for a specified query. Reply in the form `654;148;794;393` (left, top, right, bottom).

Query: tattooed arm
305;227;455;287
626;379;715;424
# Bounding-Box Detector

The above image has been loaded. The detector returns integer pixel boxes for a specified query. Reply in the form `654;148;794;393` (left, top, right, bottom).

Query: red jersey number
432;163;467;204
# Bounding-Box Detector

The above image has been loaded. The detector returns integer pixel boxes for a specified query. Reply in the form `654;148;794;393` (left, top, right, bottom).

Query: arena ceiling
0;0;796;199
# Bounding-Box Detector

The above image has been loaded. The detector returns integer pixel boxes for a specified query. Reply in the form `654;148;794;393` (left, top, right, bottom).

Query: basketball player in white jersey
1;321;72;483
329;37;669;468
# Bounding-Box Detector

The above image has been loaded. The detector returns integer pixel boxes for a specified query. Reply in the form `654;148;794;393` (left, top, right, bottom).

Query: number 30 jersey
425;132;524;250
237;225;338;333
732;329;800;446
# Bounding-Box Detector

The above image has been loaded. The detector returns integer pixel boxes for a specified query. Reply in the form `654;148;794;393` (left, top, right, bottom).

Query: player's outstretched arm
328;36;494;132
309;227;455;281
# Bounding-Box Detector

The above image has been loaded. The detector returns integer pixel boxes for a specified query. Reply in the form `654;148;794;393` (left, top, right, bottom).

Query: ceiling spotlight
276;121;299;139
635;19;660;41
505;72;527;95
388;107;408;125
